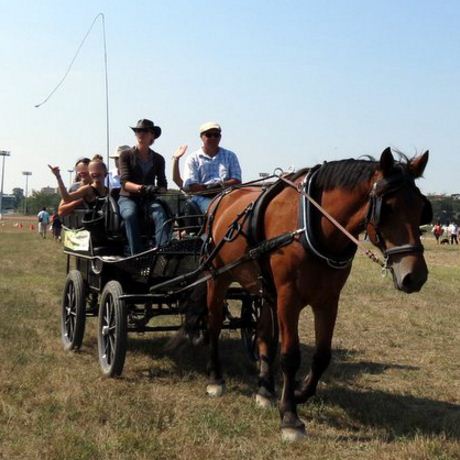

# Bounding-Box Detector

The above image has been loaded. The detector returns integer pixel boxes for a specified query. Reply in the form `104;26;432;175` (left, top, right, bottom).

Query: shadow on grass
81;331;459;441
319;385;459;440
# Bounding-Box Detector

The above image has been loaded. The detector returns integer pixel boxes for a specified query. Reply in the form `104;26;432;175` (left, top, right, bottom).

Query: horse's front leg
206;277;230;397
295;300;338;404
277;288;306;441
255;298;279;408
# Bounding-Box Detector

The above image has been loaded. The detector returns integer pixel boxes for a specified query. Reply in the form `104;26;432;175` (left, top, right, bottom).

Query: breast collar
299;166;357;269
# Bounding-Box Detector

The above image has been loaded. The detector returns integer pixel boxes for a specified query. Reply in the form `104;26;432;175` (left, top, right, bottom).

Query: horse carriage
59;148;433;440
60;192;260;377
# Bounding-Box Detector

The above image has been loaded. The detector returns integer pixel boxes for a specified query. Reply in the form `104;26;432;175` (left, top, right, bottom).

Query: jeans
190;195;213;214
118;196;171;255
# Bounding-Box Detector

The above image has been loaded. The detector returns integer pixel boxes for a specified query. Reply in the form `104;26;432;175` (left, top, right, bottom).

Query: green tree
24;190;60;215
12;187;24;210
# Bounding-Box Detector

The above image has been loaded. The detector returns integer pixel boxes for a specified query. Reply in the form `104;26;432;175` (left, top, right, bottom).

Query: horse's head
366;147;431;293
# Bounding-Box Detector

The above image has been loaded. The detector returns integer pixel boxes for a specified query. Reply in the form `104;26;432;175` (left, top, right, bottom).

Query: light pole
67;169;74;187
22;171;32;215
0;150;11;219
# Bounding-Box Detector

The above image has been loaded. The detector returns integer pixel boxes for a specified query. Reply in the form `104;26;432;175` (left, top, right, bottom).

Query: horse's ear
379;147;394;176
409;150;429;178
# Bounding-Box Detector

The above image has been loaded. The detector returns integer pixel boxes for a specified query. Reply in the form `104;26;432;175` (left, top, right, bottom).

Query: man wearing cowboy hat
118;119;171;255
182;122;242;213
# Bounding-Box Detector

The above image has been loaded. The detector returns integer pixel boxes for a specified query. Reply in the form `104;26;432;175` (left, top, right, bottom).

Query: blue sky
1;0;459;194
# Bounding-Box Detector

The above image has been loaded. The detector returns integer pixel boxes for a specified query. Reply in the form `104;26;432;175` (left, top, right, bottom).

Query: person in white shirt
181;122;242;213
37;207;50;239
448;222;458;245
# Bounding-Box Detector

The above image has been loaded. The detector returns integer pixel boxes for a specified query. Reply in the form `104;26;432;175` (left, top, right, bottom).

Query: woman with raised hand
49;156;108;209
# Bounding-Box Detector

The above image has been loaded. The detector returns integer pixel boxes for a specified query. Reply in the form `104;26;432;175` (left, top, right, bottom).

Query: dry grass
0;222;458;459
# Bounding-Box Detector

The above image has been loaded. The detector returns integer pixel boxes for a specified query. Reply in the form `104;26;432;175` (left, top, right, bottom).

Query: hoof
255;393;274;409
206;383;225;397
281;427;307;442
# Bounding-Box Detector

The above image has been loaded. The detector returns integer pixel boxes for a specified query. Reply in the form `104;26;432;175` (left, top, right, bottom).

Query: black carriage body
60;193;260;376
66;237;203;294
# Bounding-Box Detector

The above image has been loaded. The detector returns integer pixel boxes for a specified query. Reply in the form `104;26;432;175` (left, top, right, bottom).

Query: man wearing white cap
106;145;130;191
182;122;242;213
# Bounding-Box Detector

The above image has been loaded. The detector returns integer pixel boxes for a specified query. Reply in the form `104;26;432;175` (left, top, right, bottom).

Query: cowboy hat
130;119;162;139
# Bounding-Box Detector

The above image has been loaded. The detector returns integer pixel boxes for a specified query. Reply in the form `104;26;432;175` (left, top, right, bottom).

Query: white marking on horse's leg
206;383;225;397
281;427;307;442
255;393;274;409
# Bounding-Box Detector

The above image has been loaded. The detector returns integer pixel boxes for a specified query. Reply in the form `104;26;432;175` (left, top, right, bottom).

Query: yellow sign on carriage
63;229;90;251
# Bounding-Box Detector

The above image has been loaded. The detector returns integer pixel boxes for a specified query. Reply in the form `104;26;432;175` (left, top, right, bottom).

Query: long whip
34;13;110;165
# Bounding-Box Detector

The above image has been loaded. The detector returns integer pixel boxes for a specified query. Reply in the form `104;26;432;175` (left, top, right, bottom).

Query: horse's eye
381;202;394;216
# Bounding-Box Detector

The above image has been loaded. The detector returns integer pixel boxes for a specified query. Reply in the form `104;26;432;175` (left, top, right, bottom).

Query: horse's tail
164;282;208;351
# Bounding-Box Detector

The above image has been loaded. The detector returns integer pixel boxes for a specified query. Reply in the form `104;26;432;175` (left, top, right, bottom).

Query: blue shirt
183;147;242;190
37;210;50;224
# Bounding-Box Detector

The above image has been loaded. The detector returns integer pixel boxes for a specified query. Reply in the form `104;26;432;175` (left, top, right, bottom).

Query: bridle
365;170;432;260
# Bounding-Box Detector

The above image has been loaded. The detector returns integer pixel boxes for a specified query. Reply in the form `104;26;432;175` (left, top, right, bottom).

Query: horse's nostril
402;273;413;289
401;271;427;293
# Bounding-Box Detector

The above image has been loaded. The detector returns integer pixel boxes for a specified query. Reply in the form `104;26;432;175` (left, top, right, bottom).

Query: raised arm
172;144;188;189
49;165;89;203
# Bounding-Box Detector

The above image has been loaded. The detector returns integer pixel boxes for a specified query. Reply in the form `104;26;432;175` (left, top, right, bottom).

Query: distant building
0;194;16;211
451;194;460;200
41;186;58;195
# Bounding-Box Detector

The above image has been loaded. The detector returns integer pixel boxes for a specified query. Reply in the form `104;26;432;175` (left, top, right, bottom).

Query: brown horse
197;147;430;440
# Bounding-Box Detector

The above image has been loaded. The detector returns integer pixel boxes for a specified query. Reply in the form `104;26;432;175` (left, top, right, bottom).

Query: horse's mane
315;151;413;191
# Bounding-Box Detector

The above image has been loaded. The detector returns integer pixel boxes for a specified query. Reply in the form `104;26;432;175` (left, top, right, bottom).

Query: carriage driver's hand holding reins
141;185;160;199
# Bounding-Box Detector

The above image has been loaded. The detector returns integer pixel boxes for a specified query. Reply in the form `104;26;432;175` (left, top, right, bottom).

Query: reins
147;164;426;295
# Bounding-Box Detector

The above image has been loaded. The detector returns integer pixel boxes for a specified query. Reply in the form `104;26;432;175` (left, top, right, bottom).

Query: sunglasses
204;132;221;138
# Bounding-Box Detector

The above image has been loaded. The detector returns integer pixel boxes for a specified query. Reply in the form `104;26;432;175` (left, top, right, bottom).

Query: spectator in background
448;222;458;245
37;207;50;239
432;221;442;244
440;224;450;245
51;212;62;241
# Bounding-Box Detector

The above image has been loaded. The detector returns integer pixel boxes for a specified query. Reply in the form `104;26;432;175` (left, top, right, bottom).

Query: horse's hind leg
206;276;230;397
255;299;279;408
295;300;338;404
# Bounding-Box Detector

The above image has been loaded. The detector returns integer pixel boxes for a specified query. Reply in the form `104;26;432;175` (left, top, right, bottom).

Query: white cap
199;122;221;135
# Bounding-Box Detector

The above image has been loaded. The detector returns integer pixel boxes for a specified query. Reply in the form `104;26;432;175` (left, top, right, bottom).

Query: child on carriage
49;156;108;209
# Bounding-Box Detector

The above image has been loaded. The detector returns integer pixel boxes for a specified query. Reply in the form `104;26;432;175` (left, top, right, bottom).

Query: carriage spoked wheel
240;297;261;362
61;270;87;351
97;281;127;377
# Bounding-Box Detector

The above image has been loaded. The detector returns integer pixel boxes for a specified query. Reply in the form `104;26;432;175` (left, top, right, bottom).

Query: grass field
0;222;459;459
